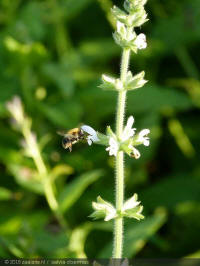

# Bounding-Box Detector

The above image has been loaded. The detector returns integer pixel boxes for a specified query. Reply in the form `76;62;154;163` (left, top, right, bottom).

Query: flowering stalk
89;0;149;258
6;97;67;229
112;0;148;257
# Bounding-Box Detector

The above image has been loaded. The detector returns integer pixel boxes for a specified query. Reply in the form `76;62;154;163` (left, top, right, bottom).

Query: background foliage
0;0;200;258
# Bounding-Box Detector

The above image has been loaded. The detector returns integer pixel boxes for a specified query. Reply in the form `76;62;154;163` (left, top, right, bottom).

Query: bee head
62;137;71;149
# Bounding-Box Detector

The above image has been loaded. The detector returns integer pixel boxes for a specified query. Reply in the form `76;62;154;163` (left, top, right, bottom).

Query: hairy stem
113;46;131;258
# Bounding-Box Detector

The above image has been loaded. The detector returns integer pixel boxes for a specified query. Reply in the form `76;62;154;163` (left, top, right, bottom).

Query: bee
57;128;85;152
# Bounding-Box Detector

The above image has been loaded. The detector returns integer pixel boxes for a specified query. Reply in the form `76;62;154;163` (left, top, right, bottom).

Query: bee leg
69;144;72;152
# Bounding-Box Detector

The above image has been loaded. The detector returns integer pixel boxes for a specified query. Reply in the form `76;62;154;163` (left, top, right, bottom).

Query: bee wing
57;130;68;136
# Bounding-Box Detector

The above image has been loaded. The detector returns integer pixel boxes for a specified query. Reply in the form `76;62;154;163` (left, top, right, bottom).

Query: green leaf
141;174;200;210
79;39;120;61
8;164;44;195
51;164;74;181
58;170;103;213
0;236;25;257
42;63;75;97
0;187;12;200
127;84;193;113
152;1;200;50
37;101;82;128
64;0;92;20
68;223;92;258
98;210;166;258
186;250;200;258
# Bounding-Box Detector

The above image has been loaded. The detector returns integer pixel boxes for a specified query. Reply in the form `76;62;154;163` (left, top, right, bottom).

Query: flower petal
135;33;147;49
87;138;92;146
121;116;136;141
138;128;150;146
81;125;100;144
127;116;134;129
106;137;119;156
81;125;96;136
139;129;150;136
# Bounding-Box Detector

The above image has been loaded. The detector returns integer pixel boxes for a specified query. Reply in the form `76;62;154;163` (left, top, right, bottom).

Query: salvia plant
81;0;150;258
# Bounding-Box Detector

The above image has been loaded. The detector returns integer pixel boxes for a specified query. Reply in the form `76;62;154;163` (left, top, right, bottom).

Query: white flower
121;116;136;141
134;33;147;49
137;129;150;146
6;96;24;125
126;127;150;159
81;125;99;145
105;116;150;159
106;137;119;156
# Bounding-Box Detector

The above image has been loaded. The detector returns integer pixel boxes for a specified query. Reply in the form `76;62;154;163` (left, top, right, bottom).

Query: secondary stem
22;128;68;229
113;47;131;258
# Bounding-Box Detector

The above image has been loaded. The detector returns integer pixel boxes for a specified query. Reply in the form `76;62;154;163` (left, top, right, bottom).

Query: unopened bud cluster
111;0;148;51
112;0;148;28
6;96;40;159
100;0;148;93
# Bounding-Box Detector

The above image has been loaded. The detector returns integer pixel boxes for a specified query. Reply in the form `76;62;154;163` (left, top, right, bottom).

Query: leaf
79;39;120;61
58;170;103;213
0;187;12;200
152;1;200;50
64;0;92;20
33;230;69;256
18;2;47;40
42;63;75;97
127;84;193;113
8;164;44;195
79;83;192;122
0;236;25;257
51;164;74;181
98;210;167;257
0;215;22;235
68;223;92;258
186;250;200;258
37;101;82;128
140;174;200;210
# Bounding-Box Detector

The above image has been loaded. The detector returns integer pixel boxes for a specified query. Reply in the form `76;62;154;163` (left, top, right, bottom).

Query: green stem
22;127;68;229
113;47;131;258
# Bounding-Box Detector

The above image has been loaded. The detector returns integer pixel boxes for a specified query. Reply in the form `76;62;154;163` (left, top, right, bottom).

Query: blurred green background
0;0;200;259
